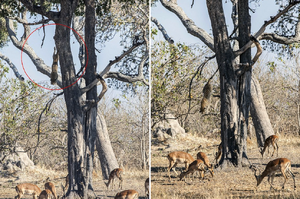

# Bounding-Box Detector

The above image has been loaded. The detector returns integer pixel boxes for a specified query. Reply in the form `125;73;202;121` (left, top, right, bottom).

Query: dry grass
151;134;300;199
0;166;148;199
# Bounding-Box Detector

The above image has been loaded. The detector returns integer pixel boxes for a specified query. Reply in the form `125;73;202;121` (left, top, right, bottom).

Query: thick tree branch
151;17;174;44
260;19;300;44
0;52;24;81
5;16;62;87
234;1;300;57
19;0;60;21
97;76;107;103
105;54;149;86
160;0;214;51
10;16;51;26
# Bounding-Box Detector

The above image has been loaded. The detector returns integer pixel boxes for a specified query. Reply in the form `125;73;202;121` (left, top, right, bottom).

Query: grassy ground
151;134;300;199
0;166;148;199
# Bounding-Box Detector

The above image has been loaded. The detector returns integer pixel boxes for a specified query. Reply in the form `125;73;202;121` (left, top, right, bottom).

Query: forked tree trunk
207;0;251;167
53;2;88;198
54;1;95;198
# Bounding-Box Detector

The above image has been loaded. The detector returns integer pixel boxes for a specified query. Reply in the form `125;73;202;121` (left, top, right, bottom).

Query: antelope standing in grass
15;183;41;199
251;158;296;190
38;189;52;199
260;135;279;158
196;152;214;178
179;159;206;181
114;190;139;199
105;168;124;190
167;151;195;180
44;182;57;199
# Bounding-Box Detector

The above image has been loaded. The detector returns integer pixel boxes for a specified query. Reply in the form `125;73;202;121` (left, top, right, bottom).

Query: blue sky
1;17;124;91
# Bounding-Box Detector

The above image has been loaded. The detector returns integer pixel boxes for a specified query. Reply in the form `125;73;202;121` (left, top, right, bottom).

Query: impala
179;159;206;181
15;183;41;199
167;151;195;180
38;189;52;199
260;135;279;158
145;178;149;197
251;158;296;190
44;182;57;199
114;190;139;199
196;152;214;177
105;168;124;190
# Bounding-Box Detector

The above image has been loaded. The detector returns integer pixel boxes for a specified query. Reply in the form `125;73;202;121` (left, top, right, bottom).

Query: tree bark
250;76;274;147
84;0;97;197
95;112;119;180
52;1;90;198
237;0;251;166
206;0;240;167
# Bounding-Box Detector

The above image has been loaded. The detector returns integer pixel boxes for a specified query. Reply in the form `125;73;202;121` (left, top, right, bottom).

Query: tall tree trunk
207;0;251;167
250;76;274;147
237;0;251;166
96;112;119;180
54;1;95;198
84;0;97;197
54;2;88;197
207;0;238;167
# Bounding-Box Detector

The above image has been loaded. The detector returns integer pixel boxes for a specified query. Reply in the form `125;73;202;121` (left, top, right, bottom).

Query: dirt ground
151;134;300;199
0;167;148;199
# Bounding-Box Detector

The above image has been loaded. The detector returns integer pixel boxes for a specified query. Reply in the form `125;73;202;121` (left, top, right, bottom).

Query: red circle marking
21;23;88;91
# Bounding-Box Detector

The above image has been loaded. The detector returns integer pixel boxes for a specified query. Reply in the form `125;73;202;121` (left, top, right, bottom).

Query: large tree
1;0;148;197
158;0;300;167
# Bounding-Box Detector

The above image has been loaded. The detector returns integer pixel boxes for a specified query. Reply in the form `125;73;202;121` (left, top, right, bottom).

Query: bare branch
236;36;262;76
100;40;144;77
160;0;214;51
97;76;107;103
5;16;62;87
0;52;24;81
260;19;300;44
105;54;149;86
151;17;174;44
80;75;101;94
250;36;262;66
10;16;51;26
234;1;300;57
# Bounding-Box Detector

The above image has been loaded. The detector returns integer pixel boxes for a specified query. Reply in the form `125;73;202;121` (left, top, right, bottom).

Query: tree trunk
84;0;97;197
207;0;251;167
250;76;274;147
53;1;94;198
237;0;251;166
95;112;119;180
207;0;238;167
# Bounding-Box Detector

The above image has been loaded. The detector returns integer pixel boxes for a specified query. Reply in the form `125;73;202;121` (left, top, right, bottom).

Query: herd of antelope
166;134;296;190
14;168;149;199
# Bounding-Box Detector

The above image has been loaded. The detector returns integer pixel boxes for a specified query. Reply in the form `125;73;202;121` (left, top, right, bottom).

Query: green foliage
267;61;277;73
151;40;217;129
0;18;9;48
0;65;44;155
